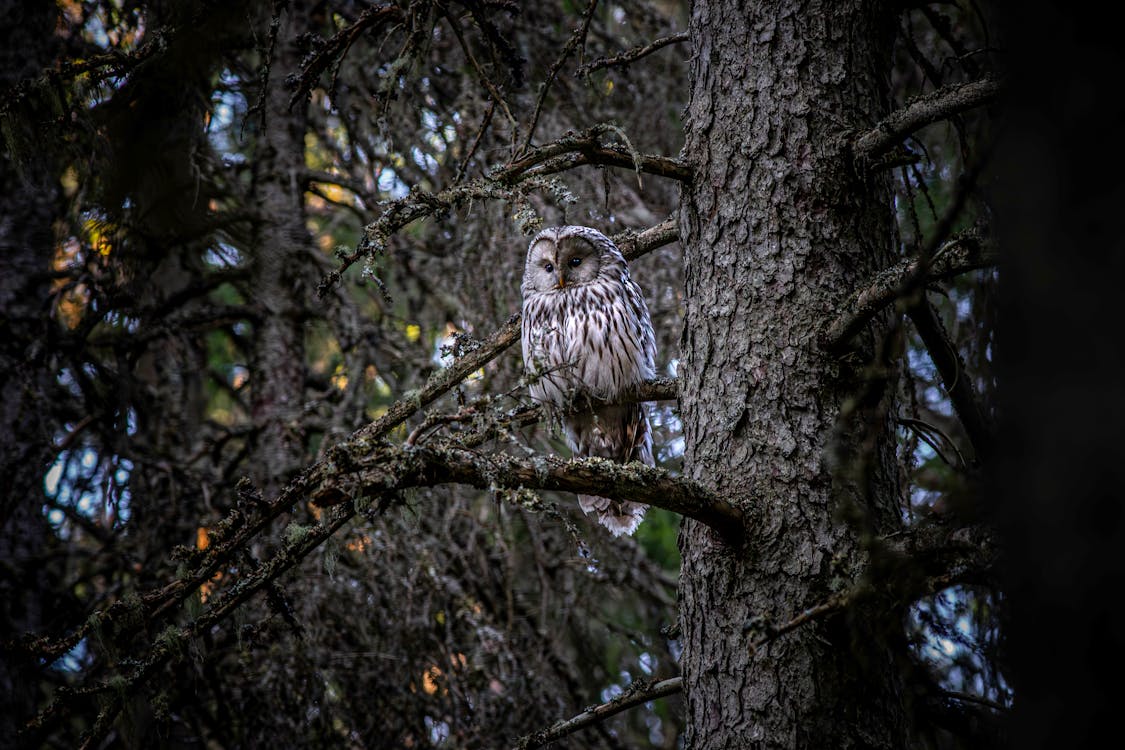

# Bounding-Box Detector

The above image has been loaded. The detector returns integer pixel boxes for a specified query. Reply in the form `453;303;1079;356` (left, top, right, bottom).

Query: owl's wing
621;403;653;466
568;403;652;466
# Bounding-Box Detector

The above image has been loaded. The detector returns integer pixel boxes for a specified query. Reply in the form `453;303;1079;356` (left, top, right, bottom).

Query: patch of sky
48;637;90;673
601;682;624;703
377;168;409;199
909;586;1011;706
209;70;248;158
205;241;243;268
425;716;450;744
410;145;439;175
44;447;134;538
57;368;82;397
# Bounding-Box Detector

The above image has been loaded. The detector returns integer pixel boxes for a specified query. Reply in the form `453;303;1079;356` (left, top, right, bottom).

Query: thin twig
328;441;744;542
898;416;966;470
515;677;683;749
288;4;403;109
454;99;495;183
576;31;688;76
907;297;994;464
320;128;686;293
442;6;519;133
518;0;600;155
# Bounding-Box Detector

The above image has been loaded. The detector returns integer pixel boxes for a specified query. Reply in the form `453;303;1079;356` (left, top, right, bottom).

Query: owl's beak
555;273;566;289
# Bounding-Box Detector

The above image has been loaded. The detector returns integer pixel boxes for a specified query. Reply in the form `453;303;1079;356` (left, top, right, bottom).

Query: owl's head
521;226;623;296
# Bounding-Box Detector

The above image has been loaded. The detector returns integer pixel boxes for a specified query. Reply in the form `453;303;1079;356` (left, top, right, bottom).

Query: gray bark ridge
678;1;906;747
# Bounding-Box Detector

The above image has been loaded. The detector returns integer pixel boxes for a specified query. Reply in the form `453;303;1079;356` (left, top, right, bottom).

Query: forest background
2;1;1122;748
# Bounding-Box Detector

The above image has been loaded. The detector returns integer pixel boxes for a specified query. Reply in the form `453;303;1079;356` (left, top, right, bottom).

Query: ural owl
520;226;657;536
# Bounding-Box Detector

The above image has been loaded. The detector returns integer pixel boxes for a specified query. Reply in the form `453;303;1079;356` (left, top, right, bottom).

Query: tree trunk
248;0;317;500
677;1;904;746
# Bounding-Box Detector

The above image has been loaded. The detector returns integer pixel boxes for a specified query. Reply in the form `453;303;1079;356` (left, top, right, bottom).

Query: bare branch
516;677;683;749
576;31;689;76
821;233;998;352
287;4;404;109
454;99;495;183
521;143;692;183
514;510;1002;748
303;169;377;207
356;315;523;441
519;0;600;154
617;216;680;261
500;124;691;184
319;128;686;294
853;76;1002;161
907;297;995;464
314;441;744;545
441;6;519;132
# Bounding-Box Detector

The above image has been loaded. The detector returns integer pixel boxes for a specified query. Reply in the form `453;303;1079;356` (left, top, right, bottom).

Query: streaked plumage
520;226;656;536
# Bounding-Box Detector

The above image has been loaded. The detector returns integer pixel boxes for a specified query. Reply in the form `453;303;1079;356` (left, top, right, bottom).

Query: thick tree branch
616;215;679;260
821;233;998;352
315;441;744;545
853;76;1002;161
520;144;692;183
499;125;691;184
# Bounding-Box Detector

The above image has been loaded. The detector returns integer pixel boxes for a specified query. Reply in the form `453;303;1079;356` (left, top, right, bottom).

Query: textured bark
677;1;903;747
248;0;317;500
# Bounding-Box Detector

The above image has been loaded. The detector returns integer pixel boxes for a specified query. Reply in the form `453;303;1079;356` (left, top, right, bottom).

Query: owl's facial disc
555;236;601;288
525;232;603;294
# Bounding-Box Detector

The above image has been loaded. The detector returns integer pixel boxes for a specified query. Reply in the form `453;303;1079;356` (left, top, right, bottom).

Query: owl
520;225;657;536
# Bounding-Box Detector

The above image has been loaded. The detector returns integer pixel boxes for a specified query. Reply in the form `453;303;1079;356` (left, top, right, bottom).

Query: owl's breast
521;284;653;406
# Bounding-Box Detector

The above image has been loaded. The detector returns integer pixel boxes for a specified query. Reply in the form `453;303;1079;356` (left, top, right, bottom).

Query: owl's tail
578;494;647;537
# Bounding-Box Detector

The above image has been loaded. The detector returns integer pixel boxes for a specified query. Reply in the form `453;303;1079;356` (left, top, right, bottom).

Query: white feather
520;226;656;536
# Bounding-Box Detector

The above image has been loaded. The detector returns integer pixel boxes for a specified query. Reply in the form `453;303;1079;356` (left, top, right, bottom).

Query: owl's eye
568;257;582;268
544;262;554;274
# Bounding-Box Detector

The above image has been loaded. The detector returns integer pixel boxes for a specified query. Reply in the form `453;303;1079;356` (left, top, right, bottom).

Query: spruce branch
315;440;744;545
576;31;689;77
515;677;684;749
514;512;1000;748
319;131;686;294
16;220;680;676
821;232;998;352
852;76;1003;162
